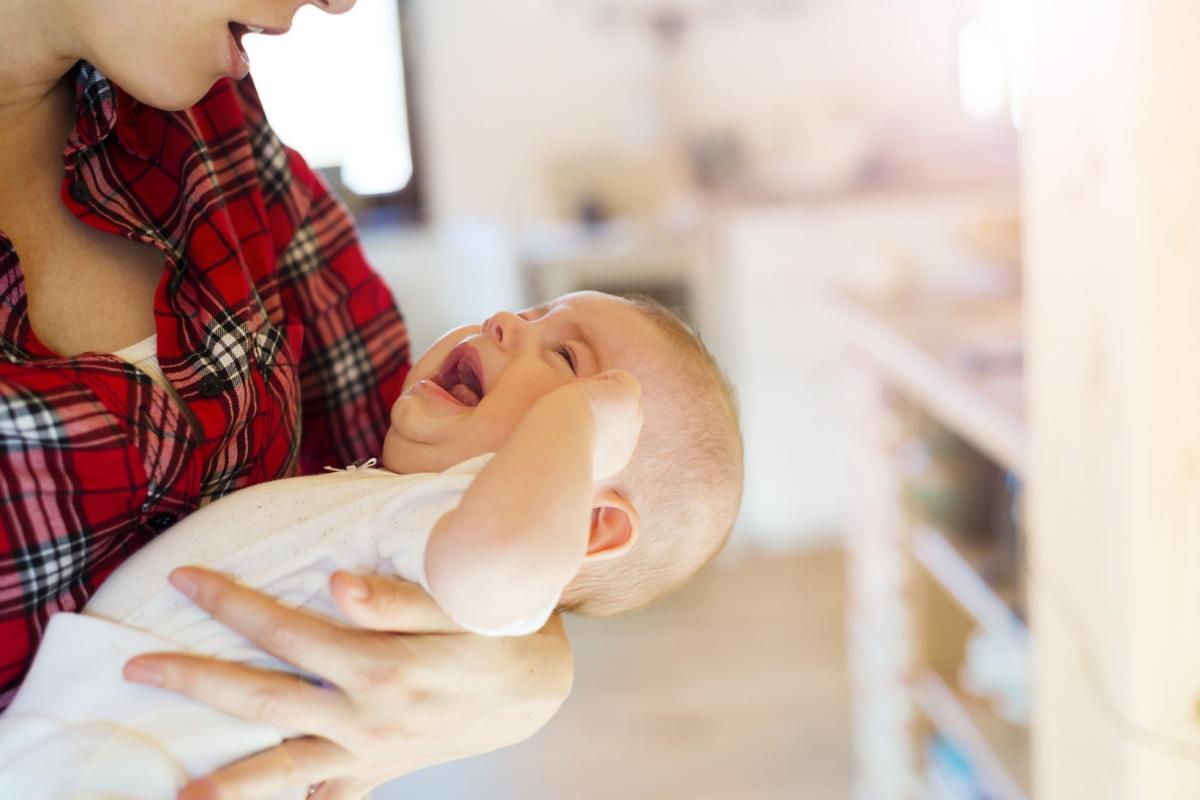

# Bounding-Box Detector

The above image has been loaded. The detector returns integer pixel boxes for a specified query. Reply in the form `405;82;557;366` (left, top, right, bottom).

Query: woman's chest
9;197;165;357
0;166;307;521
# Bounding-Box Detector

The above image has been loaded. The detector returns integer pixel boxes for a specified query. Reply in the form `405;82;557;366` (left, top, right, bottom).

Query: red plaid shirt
0;63;411;705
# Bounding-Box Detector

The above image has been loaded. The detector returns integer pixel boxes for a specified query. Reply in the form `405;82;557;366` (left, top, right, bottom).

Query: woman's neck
0;0;83;229
0;0;80;127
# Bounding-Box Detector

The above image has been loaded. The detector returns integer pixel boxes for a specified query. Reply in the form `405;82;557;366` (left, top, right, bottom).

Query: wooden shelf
832;293;1026;476
910;525;1028;651
910;671;1031;800
841;286;1031;799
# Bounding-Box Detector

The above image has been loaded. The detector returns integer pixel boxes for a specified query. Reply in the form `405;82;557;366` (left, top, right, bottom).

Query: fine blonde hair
562;296;744;617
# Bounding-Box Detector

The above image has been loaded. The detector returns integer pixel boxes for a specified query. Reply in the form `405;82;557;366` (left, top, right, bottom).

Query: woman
0;1;572;798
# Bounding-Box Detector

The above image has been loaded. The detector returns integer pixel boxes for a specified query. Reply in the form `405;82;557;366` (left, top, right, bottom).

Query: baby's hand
570;369;644;480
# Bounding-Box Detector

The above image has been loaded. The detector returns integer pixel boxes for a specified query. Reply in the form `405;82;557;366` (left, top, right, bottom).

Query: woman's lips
226;24;251;79
225;22;288;78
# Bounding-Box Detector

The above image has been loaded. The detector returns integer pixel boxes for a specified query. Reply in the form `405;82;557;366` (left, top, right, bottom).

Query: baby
0;291;743;799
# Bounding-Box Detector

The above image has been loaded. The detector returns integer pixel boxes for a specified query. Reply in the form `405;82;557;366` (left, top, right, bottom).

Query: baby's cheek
388;394;406;428
515;374;569;414
474;392;541;450
380;428;405;471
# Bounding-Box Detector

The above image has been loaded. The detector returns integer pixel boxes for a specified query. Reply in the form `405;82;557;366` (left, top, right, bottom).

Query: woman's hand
123;567;573;800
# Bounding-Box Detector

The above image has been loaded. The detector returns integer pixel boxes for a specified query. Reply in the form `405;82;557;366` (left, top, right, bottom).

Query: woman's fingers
178;736;350;800
146;569;573;795
123;652;351;734
330;571;461;633
170;567;362;683
178;608;575;794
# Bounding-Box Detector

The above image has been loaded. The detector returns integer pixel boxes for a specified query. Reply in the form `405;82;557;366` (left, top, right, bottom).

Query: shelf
839;286;1032;799
910;670;1031;800
911;525;1028;653
832;293;1026;476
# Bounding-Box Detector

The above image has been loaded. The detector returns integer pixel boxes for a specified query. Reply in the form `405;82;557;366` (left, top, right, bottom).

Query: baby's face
382;292;664;474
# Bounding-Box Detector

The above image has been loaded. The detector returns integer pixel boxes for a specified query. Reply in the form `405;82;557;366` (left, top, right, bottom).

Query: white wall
408;0;654;224
360;221;525;353
670;0;982;186
408;0;1007;227
719;206;852;548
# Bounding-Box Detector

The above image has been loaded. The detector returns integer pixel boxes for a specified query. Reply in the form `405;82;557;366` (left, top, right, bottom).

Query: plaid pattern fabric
0;63;411;706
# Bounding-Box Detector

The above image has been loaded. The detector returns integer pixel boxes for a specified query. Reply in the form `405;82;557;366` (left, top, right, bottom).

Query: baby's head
383;291;744;616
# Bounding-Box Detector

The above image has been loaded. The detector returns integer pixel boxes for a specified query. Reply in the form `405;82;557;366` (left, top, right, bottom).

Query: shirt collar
63;61;151;162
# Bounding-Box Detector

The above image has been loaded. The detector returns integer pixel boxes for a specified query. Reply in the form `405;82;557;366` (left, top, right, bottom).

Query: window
244;0;422;217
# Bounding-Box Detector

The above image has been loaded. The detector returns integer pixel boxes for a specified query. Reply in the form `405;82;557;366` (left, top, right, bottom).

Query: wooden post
1025;0;1200;795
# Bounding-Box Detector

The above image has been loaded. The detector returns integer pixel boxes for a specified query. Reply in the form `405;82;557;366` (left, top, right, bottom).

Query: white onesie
0;454;556;800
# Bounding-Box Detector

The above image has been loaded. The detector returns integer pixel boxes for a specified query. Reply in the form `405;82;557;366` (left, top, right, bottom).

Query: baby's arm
423;371;642;632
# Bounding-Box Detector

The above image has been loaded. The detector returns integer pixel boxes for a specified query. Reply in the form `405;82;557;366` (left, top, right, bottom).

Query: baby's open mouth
433;345;485;407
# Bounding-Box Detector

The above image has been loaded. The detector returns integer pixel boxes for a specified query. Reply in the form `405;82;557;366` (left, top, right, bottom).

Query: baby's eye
555;345;577;374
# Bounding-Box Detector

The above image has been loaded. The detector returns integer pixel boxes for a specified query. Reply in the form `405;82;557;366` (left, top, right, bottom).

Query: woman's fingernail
346;574;370;601
124;660;164;686
170;568;199;598
334;571;370;601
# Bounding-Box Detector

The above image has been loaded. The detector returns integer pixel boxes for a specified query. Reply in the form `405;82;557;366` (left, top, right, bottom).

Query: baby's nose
483;311;525;349
312;0;357;14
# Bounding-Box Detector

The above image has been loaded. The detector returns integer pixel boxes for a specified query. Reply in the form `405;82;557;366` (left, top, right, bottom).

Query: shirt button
198;374;225;397
69;176;91;205
149;513;177;531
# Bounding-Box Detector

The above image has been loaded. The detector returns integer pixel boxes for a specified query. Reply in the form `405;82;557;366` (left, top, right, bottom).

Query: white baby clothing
0;454;555;799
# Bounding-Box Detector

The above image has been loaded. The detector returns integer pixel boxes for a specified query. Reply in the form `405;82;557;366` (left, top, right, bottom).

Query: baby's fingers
580;369;641;399
574;370;643;479
574;370;642;429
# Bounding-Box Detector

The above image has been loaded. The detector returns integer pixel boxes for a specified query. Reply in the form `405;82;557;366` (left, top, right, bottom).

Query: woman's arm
0;370;195;708
230;77;411;473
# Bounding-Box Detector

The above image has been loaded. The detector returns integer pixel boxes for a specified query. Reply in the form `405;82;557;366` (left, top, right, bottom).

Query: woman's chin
146;81;222;111
106;67;225;112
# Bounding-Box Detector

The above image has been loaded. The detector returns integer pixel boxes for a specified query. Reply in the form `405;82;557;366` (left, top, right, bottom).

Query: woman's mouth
432;344;486;407
226;22;285;78
226;23;253;78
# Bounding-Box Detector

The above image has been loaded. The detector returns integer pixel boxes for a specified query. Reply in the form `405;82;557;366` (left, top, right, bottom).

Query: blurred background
248;1;1032;797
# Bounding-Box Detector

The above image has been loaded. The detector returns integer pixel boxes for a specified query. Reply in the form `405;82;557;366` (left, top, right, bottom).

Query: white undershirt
111;334;193;425
110;334;170;392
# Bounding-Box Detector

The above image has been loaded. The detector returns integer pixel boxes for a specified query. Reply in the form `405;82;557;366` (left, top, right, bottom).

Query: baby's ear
586;489;640;561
